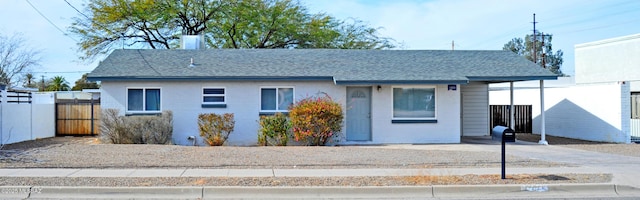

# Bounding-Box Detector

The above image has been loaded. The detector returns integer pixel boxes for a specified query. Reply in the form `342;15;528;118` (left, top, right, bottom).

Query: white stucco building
89;49;556;146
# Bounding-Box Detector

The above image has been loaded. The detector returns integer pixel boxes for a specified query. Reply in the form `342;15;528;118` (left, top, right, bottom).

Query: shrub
128;111;173;144
99;109;132;144
258;113;291;146
99;109;173;144
198;113;235;146
289;94;344;146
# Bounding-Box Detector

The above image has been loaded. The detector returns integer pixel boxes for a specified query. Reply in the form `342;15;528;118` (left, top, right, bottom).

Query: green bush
198;113;235;146
99;109;173;144
289;94;344;146
258;113;291;146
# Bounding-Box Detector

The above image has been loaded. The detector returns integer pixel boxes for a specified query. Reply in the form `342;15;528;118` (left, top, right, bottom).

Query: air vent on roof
189;58;196;68
181;35;205;49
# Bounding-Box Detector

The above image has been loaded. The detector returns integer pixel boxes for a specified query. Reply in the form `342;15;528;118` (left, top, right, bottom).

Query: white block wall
0;92;55;145
101;81;462;145
490;82;630;143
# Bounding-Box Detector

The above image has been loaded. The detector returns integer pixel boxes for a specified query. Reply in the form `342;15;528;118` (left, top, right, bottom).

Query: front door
346;87;372;141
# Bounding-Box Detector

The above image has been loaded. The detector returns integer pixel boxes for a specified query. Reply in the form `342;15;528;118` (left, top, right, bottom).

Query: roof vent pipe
189;57;196;68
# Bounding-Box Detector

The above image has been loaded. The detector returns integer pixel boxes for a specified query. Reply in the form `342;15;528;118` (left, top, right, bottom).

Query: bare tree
0;33;41;87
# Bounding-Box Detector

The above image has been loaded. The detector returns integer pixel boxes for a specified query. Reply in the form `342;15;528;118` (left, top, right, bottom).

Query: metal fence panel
490;105;532;133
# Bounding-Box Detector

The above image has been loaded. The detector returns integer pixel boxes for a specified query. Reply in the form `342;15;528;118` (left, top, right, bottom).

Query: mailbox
492;126;516;143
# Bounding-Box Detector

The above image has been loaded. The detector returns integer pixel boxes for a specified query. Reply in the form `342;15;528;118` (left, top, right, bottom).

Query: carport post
539;80;548;145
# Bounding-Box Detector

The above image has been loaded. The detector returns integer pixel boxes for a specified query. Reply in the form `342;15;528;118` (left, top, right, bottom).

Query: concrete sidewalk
0;166;603;178
4;166;633;199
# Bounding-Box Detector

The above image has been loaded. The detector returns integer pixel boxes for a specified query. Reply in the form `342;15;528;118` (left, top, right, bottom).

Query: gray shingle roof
88;49;557;84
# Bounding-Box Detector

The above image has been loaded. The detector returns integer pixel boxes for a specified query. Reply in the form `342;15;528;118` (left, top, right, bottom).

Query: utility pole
40;75;45;92
532;13;548;145
532;13;538;64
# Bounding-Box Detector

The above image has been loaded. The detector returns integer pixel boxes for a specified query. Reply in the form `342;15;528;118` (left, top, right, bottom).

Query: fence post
0;84;5;145
91;98;95;136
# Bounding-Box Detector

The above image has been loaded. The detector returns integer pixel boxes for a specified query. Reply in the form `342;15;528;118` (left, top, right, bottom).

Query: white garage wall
490;82;630;143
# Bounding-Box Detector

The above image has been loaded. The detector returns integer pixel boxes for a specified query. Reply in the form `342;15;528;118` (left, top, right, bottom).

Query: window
261;87;293;112
392;87;436;119
202;88;226;108
127;88;161;112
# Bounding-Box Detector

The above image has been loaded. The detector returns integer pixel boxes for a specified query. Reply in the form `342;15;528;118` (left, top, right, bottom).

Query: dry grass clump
402;173;611;185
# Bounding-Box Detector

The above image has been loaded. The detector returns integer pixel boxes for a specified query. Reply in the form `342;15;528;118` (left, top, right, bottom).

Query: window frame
126;87;162;114
260;86;295;113
391;86;437;121
202;87;227;108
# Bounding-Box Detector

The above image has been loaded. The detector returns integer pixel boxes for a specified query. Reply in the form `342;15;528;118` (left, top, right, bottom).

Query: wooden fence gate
489;105;532;133
56;99;100;136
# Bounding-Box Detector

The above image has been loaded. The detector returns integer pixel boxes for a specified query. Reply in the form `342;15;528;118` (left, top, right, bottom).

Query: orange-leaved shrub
198;113;235;146
289;94;343;146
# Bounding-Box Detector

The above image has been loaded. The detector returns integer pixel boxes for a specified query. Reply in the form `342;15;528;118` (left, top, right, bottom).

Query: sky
1;0;639;87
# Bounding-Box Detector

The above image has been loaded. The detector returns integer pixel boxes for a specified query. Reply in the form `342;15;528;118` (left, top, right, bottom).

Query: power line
24;0;79;43
22;71;91;74
63;0;126;49
64;0;92;21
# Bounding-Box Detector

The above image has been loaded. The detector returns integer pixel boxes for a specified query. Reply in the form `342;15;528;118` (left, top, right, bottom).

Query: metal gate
55;99;100;136
632;119;640;142
490;105;532;133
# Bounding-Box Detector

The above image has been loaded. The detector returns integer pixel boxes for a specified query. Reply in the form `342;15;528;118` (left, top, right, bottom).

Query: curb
2;184;638;199
433;183;618;198
616;185;640;196
27;186;202;199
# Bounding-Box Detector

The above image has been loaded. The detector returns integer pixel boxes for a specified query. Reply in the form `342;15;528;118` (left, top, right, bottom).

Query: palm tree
24;73;35;88
47;76;70;91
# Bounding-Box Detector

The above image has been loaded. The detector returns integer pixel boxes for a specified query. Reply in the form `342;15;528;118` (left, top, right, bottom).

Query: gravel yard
0;136;625;186
517;133;640;157
0;137;564;169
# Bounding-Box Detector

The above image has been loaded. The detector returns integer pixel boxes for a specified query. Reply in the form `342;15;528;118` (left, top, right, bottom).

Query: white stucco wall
490;82;630;143
575;33;640;92
101;81;345;146
370;84;461;144
101;81;462;145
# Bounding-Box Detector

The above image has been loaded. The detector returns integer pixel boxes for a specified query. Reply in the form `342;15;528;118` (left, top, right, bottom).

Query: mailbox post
492;126;516;179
